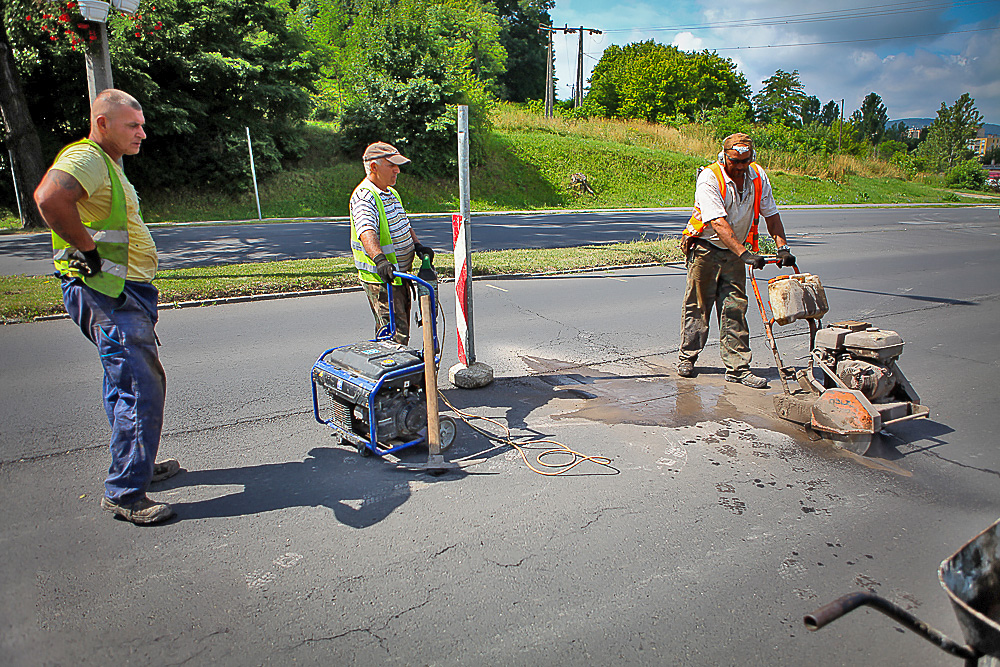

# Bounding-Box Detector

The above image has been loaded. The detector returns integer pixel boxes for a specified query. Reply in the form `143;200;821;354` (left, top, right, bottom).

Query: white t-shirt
694;163;779;250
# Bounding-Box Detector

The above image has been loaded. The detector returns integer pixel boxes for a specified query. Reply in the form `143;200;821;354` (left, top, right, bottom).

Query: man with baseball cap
349;142;435;344
677;132;795;388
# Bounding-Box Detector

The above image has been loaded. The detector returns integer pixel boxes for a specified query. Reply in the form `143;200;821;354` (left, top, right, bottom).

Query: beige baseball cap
723;132;754;153
363;142;411;165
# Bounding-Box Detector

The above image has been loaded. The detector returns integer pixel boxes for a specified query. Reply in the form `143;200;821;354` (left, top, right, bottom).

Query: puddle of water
521;355;913;476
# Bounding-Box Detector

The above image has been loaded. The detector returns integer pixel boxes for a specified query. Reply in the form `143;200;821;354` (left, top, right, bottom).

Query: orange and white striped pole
452;212;473;365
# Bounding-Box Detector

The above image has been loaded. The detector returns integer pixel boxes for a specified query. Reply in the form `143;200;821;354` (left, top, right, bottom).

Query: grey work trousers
679;243;752;376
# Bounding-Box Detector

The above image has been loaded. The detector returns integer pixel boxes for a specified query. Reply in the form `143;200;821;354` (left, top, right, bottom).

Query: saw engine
812;320;918;404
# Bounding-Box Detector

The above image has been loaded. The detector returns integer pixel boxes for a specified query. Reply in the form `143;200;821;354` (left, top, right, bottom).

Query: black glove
372;253;395;284
741;251;766;270
413;242;434;262
776;247;796;267
68;248;102;277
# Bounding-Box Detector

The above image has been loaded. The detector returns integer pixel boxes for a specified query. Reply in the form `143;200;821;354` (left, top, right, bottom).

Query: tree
800;95;820;125
851;92;888;146
0;11;46;228
337;0;506;175
752;69;806;126
584;41;749;123
983;145;1000;165
924;93;984;170
7;0;318;193
820;99;840;126
946;158;986;190
493;0;551;102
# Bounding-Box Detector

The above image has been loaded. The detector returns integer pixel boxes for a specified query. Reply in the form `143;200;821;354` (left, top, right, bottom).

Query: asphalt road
1;205;996;275
1;207;999;665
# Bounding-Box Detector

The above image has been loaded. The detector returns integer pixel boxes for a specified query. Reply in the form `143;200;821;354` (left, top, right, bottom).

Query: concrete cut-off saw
750;258;929;455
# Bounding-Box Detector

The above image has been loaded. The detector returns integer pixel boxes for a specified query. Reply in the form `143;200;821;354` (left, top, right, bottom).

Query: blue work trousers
62;278;166;504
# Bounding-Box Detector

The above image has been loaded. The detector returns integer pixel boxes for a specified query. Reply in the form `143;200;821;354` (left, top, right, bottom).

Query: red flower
59;13;69;21
50;35;57;40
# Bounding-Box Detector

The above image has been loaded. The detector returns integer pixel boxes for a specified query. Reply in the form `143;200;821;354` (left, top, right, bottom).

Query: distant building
905;126;924;139
969;133;999;158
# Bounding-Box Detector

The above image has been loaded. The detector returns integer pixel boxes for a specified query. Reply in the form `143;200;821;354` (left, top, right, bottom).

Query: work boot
101;495;175;525
151;459;181;483
677;360;695;378
725;372;769;389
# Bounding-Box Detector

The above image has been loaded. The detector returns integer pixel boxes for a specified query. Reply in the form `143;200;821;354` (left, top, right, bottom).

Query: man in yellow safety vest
678;133;795;388
33;89;180;525
349;142;434;345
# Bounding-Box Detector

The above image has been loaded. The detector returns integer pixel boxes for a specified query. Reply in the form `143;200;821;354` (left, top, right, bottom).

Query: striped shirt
350;181;415;271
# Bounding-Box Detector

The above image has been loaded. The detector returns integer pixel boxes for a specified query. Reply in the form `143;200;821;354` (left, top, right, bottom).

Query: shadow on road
162;446;464;528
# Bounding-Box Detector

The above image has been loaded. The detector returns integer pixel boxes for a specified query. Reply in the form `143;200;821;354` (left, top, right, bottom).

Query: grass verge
0;238;684;323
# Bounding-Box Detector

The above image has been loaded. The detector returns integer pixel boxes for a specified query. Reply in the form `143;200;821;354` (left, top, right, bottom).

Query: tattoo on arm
46;170;85;199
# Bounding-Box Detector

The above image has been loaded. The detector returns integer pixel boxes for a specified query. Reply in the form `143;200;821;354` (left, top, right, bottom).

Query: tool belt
686;236;728;254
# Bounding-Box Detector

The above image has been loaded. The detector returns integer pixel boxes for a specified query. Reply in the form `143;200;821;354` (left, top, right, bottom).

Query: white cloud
671;32;703;51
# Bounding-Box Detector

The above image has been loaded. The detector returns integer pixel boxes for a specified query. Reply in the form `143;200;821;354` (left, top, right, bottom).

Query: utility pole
564;25;602;109
538;24;557;118
838;98;845;152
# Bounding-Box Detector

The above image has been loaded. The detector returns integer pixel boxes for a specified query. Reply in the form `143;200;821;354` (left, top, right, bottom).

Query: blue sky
548;0;1000;123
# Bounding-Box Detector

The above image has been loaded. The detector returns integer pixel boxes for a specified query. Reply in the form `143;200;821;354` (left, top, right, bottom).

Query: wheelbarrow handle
804;592;979;661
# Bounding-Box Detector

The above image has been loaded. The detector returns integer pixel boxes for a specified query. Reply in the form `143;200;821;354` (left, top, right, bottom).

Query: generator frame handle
378;271;440;360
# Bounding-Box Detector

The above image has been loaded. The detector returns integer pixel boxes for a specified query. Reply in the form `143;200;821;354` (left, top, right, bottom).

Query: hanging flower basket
78;0;110;22
111;0;140;15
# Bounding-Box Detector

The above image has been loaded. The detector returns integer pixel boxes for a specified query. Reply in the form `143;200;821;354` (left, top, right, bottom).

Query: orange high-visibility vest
683;161;762;252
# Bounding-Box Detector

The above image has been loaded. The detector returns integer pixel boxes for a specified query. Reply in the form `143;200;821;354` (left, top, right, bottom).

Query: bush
945;159;986;191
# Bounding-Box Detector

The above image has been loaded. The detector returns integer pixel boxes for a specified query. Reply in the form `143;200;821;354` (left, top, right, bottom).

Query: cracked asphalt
1;207;999;665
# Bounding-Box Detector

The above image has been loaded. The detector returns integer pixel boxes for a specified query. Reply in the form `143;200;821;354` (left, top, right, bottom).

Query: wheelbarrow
804;517;1000;665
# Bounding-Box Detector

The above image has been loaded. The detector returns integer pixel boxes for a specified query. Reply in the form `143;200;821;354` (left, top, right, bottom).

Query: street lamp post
78;0;139;105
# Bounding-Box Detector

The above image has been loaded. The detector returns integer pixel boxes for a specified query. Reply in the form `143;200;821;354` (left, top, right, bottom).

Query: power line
712;26;999;50
580;25;998;59
601;0;991;33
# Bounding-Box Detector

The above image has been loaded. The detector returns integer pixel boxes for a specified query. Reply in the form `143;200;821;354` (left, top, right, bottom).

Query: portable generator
311;268;456;457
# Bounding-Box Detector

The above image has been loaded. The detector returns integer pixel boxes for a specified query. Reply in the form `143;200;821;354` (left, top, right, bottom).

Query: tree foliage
336;0;505;176
946;158;986;190
6;0;317;192
494;0;551;103
820;99;840;126
800;95;820;126
918;93;984;171
752;69;806;126
584;41;749;123
851;92;888;146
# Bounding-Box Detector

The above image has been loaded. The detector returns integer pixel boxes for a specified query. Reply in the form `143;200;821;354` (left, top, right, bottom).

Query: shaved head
91;89;142;127
88;89;146;161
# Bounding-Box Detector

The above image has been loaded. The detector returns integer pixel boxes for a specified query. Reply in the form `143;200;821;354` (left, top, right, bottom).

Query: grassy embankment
2;107;996;323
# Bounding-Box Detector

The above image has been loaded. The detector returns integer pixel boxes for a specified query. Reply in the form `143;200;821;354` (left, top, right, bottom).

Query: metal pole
246;127;262;220
838;99;844;152
576;27;584;109
545;29;554;118
7;150;25;226
457;106;474;362
84;22;114;107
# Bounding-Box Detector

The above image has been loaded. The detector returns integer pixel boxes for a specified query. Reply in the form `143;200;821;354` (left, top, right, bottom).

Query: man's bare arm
763;213;787;248
33;170;96;251
706;217;750;257
359;229;384;259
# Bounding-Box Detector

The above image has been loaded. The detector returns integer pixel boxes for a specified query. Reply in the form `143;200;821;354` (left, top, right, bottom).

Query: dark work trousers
679;242;752;376
62;278;166;504
362;279;412;345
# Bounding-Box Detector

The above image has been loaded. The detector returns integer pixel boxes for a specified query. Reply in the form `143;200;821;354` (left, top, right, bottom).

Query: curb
27;262;680;323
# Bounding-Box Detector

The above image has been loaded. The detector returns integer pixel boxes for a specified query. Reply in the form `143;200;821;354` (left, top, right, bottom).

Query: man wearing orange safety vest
677;133;795;388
